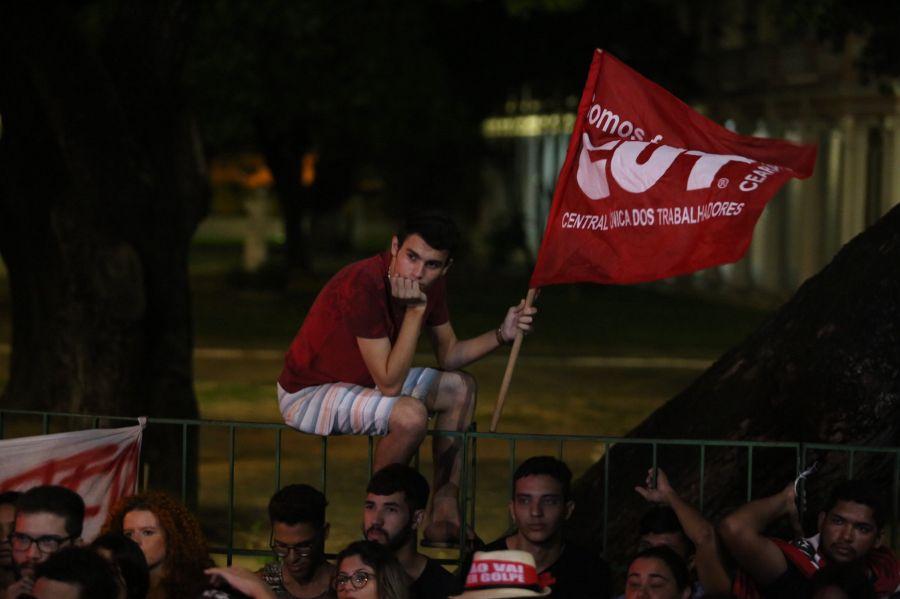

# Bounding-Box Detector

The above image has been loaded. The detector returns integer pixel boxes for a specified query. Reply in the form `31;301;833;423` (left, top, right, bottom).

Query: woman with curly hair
103;491;213;599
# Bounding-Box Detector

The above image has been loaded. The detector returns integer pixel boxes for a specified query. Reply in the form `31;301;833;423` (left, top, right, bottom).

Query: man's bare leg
423;371;476;542
373;397;428;471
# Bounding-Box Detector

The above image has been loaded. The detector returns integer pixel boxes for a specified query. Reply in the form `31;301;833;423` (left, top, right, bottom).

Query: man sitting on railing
256;484;333;599
362;464;459;598
719;479;899;598
482;456;612;599
277;211;535;545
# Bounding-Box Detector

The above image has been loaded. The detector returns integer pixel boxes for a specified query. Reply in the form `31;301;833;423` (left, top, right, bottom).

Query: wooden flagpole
490;287;538;431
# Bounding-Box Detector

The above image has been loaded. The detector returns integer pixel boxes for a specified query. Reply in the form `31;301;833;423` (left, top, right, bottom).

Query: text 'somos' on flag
530;50;817;287
0;422;144;541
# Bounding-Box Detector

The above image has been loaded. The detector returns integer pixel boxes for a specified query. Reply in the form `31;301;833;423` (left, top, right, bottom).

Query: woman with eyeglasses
333;541;409;599
103;491;213;599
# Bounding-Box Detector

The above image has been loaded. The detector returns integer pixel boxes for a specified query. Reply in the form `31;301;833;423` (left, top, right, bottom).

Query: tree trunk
0;2;208;496
570;204;900;565
256;119;313;273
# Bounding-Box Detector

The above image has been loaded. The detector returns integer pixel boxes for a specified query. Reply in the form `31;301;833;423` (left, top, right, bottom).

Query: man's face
0;502;16;568
638;532;692;561
389;234;451;291
272;520;326;583
11;512;73;578
509;474;572;546
363;492;420;551
817;500;879;563
31;577;82;599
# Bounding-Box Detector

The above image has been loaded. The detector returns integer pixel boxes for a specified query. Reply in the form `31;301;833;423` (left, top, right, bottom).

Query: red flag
530;50;817;287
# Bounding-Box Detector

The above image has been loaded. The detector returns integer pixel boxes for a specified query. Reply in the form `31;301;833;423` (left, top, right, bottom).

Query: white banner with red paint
0;421;144;541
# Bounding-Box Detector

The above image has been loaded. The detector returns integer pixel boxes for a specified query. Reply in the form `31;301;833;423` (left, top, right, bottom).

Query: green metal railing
1;409;897;566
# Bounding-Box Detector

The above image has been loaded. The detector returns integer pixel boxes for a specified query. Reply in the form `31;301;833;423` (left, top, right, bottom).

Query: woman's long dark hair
334;540;410;599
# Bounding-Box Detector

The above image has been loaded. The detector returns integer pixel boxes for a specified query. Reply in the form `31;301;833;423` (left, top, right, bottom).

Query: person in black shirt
363;465;459;599
483;456;611;599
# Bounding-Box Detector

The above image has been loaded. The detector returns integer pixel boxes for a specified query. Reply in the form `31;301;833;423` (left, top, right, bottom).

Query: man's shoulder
548;543;611;598
411;556;459;597
421;556;458;582
327;253;386;288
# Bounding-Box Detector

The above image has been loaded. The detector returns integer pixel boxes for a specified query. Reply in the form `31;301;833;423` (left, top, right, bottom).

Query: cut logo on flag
530;50;817;287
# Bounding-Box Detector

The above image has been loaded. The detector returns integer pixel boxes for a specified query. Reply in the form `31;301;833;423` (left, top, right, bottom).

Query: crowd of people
1;213;895;598
0;455;897;598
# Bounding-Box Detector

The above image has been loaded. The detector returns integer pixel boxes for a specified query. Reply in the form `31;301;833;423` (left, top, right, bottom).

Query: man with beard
0;492;21;593
4;485;84;599
256;484;333;599
363;464;458;598
720;479;899;598
483;456;612;598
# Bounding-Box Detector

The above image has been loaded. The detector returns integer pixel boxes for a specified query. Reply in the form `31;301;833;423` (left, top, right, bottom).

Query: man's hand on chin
389;276;427;308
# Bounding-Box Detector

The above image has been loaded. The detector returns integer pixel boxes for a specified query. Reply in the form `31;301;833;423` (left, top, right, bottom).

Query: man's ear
565;500;575;521
391;236;399;257
74;537;84;547
508;501;517;526
412;509;426;530
441;258;453;276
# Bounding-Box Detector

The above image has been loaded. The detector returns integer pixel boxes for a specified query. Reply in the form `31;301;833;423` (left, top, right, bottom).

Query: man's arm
357;278;428;396
718;482;797;587
635;468;732;594
431;299;535;371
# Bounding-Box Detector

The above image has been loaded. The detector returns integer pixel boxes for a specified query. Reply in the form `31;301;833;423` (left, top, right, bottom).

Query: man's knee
388;397;428;440
441;371;477;401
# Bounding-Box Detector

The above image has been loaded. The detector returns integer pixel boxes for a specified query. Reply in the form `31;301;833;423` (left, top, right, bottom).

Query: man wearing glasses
4;485;85;599
256;484;334;599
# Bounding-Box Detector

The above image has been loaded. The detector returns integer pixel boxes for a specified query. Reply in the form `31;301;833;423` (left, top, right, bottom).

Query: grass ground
0;242;773;566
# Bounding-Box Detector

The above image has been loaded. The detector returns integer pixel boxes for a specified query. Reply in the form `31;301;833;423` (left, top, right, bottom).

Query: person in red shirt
278;212;536;544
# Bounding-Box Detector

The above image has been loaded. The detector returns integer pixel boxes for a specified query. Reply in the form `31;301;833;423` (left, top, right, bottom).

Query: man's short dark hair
34;546;119;599
512;456;573;502
0;491;21;506
823;480;886;530
16;485;85;538
367;464;429;513
397;211;460;259
638;506;695;555
268;484;327;529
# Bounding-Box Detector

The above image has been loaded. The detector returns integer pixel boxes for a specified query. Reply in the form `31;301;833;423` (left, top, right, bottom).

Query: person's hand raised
634;467;676;504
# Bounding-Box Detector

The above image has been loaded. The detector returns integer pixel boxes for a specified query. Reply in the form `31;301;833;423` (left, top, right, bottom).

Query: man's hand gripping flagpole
490;287;538;431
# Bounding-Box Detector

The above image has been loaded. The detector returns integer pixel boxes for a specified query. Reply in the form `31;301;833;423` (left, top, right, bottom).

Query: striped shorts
277;367;441;436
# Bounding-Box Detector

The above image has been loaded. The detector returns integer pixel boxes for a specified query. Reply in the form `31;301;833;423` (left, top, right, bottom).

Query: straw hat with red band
451;550;552;598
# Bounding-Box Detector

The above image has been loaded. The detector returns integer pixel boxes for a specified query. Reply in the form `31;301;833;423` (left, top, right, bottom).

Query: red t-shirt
278;252;450;392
